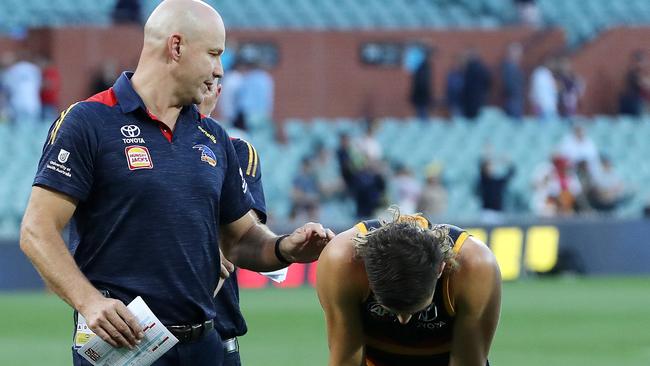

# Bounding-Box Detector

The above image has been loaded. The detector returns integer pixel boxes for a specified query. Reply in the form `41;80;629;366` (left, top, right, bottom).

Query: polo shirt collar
112;71;201;121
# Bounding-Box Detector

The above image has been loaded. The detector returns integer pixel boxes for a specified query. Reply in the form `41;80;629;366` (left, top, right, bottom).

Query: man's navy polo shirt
214;138;267;339
33;72;254;325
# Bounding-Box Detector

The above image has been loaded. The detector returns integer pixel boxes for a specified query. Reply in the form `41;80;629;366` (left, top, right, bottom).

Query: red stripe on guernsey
199;112;207;119
85;88;118;106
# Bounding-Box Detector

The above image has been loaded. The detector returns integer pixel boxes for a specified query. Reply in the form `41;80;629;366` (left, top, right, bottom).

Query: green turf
1;277;649;365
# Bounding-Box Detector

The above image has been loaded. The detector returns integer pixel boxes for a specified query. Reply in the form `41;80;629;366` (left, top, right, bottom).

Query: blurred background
0;0;649;365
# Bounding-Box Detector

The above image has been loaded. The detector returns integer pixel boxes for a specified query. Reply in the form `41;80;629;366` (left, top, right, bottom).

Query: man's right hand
79;295;144;349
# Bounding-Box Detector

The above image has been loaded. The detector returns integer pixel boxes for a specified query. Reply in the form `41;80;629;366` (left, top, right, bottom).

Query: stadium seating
2;0;649;46
1;110;648;238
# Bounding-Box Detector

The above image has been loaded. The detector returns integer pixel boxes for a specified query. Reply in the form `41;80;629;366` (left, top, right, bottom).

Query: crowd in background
406;44;650;122
0;51;60;124
286;117;634;224
0;34;647;225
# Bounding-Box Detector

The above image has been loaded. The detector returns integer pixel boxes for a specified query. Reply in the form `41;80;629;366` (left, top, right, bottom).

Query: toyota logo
120;125;141;138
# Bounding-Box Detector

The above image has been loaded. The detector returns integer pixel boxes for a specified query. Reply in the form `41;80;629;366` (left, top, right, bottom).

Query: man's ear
168;34;182;61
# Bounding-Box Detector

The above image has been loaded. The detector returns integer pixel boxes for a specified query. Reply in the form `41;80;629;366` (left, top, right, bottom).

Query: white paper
77;296;178;366
260;267;288;283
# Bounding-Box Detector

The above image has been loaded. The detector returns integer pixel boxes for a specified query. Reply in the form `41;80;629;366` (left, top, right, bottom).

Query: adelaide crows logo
193;144;217;167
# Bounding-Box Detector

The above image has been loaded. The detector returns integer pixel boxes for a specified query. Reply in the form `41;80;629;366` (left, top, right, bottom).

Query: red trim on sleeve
85;88;118;106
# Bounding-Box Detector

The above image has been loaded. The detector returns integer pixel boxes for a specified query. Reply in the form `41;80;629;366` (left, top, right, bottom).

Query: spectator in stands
112;0;142;25
218;58;245;127
290;157;321;222
1;50;42;122
619;50;649;116
501;42;525;119
461;49;492;120
557;123;600;177
352;159;387;219
514;0;542;28
0;52;14;123
589;155;631;212
557;57;585;118
417;163;448;218
477;148;516;222
313;142;344;201
573;160;596;214
38;55;61;120
530;165;558;217
357;118;382;162
445;53;465;118
531;155;582;216
89;60;119;95
530;58;558;120
392;164;421;215
337;133;357;198
238;51;274;130
404;43;434;121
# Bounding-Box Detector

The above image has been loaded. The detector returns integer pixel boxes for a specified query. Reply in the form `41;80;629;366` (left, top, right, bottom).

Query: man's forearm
227;222;288;272
21;225;103;311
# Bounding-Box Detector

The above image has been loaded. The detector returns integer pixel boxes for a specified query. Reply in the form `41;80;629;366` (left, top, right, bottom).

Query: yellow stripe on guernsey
245;141;254;176
444;230;470;316
355;222;368;235
453;231;469;254
48;102;79;145
251;143;259;177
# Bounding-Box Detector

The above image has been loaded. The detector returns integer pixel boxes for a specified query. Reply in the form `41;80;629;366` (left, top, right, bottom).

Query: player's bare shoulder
452;235;501;308
456;236;499;275
317;226;368;292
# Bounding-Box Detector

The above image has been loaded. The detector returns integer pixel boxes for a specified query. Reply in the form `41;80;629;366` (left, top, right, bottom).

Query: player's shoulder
455;236;500;286
319;227;364;274
317;226;369;297
459;236;497;269
229;136;255;152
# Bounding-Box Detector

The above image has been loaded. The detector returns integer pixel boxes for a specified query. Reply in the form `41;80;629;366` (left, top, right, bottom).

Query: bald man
20;1;334;365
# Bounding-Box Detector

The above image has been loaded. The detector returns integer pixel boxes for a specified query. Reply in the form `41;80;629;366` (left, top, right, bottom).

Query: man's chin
192;93;205;106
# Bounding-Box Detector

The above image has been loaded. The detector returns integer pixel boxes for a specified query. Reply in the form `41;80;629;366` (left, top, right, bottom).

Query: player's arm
220;214;334;272
317;229;367;366
449;237;502;366
20;187;143;348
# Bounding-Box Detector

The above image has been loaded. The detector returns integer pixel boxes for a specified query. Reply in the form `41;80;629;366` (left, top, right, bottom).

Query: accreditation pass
77;296;179;366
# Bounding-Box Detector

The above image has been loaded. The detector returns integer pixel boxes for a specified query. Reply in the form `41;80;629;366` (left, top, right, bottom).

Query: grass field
1;277;649;365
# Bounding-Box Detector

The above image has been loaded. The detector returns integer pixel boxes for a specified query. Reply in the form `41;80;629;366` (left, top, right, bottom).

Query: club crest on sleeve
57;149;70;163
193;144;217;167
125;145;153;170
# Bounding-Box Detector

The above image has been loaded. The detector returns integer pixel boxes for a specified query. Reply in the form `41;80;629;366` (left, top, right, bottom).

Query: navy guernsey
213;138;267;339
33;72;254;325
